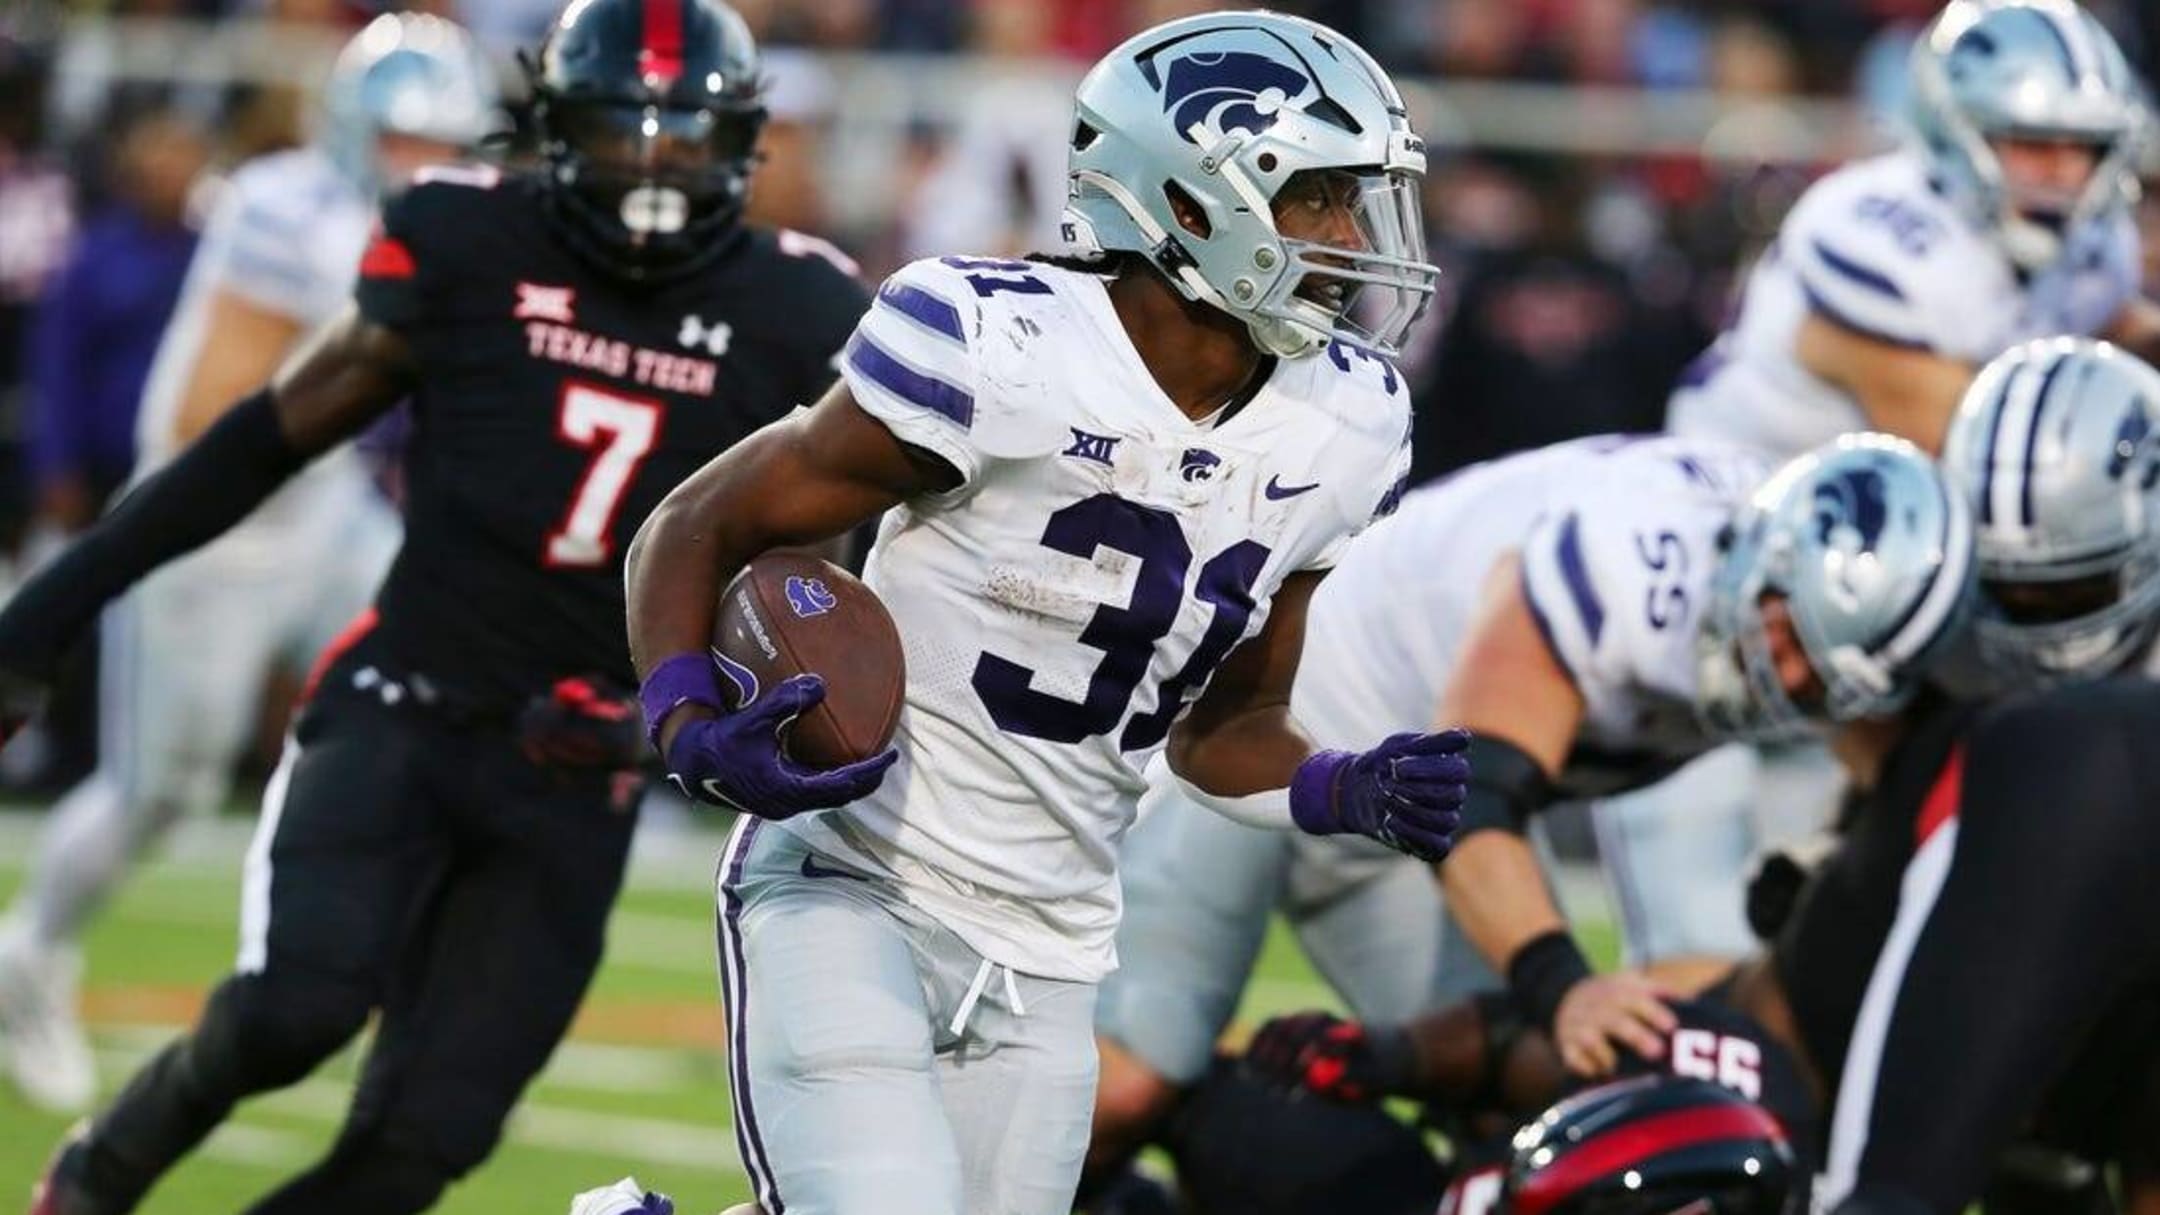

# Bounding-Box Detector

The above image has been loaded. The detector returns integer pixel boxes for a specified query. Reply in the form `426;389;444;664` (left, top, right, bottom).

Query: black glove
1244;1011;1418;1104
517;677;644;769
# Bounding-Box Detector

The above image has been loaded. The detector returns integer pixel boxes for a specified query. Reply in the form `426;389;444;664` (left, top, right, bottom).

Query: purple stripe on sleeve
845;334;975;429
1809;238;1907;302
877;281;966;344
1555;512;1606;648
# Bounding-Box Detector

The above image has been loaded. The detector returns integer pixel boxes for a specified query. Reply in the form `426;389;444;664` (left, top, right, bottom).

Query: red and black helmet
527;0;765;281
1506;1076;1800;1215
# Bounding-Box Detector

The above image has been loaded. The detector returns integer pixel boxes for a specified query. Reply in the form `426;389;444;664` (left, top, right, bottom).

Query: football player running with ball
8;2;871;1212
626;12;1466;1215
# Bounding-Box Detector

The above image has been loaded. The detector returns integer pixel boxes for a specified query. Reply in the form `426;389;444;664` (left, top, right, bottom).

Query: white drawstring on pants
949;957;1027;1037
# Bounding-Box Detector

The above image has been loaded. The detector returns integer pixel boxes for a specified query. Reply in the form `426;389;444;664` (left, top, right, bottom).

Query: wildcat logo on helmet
2108;403;2158;485
1813;465;1893;610
784;575;838;619
1813;466;1891;551
1154;45;1317;145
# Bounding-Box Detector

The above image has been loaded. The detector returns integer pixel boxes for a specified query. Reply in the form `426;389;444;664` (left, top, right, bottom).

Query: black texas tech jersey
355;164;868;700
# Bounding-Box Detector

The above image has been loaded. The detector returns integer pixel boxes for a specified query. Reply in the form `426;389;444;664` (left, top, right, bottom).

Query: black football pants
1825;682;2160;1215
69;655;641;1215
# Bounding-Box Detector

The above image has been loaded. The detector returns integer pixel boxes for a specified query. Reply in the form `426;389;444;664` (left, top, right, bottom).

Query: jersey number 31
974;493;1270;751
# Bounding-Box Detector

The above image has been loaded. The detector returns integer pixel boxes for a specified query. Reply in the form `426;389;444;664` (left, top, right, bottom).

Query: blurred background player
1593;0;2160;981
625;12;1468;1213
1674;0;2160;458
1086;432;1975;1199
0;12;499;1115
6;107;206;817
2;0;877;1210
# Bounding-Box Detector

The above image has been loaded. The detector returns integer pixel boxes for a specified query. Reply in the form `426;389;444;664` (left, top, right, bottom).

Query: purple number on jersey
974;494;1273;747
940;255;1053;298
1633;528;1689;631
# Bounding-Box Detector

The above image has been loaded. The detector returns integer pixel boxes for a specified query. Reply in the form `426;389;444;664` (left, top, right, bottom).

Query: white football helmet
1062;11;1437;358
1939;337;2160;690
1908;0;2150;270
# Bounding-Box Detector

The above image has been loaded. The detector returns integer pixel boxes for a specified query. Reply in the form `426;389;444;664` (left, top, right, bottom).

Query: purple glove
1290;728;1470;862
641;653;895;819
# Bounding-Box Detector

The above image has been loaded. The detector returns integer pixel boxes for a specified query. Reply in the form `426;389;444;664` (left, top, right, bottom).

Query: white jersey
1669;151;2140;461
133;146;381;560
1296;435;1769;796
782;255;1413;981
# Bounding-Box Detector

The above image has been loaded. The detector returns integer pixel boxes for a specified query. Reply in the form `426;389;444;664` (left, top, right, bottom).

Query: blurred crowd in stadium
0;0;2156;793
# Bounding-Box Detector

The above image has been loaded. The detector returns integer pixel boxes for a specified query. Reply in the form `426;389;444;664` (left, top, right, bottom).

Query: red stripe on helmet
638;0;684;88
1914;744;1965;848
1512;1104;1785;1215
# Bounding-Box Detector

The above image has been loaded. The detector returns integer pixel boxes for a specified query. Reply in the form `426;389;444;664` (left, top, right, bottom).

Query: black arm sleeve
1457;733;1555;838
0;389;309;679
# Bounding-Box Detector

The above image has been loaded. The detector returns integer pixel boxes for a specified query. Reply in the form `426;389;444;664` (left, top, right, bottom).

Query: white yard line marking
91;1035;744;1174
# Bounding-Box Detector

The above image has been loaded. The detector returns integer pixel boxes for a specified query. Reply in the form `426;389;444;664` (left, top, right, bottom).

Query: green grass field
0;813;1618;1214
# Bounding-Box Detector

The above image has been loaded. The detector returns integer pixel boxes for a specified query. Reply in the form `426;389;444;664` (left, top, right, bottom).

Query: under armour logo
513;282;576;323
679;314;732;356
1063;428;1120;466
1180;448;1222;482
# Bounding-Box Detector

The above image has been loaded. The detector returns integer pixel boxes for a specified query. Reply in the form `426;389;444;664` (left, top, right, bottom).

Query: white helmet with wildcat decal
1062;10;1438;359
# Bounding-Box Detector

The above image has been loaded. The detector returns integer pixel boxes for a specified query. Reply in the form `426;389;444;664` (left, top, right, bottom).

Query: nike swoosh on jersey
799;854;868;881
1264;476;1321;500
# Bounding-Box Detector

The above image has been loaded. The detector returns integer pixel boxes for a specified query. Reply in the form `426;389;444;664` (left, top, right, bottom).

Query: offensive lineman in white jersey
1611;0;2160;972
0;14;496;1112
1083;433;1977;1190
625;13;1468;1215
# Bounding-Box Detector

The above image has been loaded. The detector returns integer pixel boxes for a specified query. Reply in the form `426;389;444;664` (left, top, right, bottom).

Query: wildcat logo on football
785;576;838;619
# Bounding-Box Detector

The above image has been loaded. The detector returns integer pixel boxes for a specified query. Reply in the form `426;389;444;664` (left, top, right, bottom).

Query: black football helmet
1506;1076;1800;1215
527;0;765;281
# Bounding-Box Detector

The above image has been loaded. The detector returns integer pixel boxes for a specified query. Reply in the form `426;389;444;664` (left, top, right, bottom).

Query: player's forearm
1398;997;1572;1115
1795;312;1973;455
1443;831;1571;975
1167;702;1312;797
1164;703;1324;829
0;388;310;679
1850;377;1969;455
626;428;810;685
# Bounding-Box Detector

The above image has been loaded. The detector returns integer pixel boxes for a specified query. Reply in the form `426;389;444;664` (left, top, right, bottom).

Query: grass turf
0;813;1618;1214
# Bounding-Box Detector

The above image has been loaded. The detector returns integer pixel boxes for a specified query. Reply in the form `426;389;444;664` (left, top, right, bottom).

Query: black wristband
1507;929;1594;1033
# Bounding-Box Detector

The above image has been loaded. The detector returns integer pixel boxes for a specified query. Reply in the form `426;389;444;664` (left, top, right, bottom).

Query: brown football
711;553;905;769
